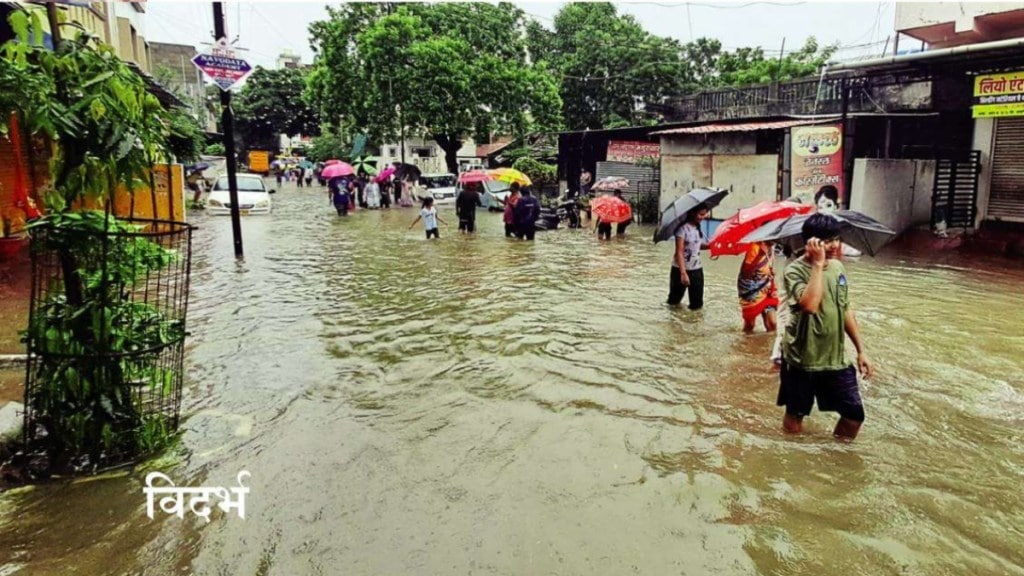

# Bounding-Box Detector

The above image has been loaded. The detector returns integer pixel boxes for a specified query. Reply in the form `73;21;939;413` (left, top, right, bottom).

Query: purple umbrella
321;162;355;179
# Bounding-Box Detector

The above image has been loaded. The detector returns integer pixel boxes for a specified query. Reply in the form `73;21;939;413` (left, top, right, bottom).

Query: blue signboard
192;53;253;91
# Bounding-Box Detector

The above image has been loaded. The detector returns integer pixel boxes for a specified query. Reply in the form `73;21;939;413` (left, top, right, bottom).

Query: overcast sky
146;1;898;72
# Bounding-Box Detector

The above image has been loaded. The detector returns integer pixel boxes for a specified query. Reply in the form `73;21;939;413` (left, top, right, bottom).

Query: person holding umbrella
668;204;710;309
776;213;874;441
654;187;729;310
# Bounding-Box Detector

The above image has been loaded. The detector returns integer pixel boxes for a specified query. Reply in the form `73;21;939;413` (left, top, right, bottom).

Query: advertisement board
972;71;1024;118
790;123;844;203
606;140;660;163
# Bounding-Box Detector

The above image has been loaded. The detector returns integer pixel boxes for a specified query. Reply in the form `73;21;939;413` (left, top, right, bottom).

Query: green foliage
1;11;187;471
512;157;557;187
235;66;320;154
307;3;562;173
2;9;175;211
631;191;661;224
306;130;349;162
24;212;183;469
204;142;226;156
165;109;204;164
529;3;837;130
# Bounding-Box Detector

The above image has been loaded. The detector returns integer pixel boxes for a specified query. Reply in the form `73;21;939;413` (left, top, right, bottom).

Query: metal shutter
595;161;658;198
988;117;1024;222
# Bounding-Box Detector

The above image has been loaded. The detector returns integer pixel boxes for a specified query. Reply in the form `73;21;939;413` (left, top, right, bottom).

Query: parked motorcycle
535;198;582;231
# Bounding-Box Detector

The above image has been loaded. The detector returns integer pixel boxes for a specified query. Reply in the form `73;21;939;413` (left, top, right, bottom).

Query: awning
651;117;840;136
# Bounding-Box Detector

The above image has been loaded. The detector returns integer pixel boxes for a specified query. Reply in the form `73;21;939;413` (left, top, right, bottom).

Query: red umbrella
709;201;813;257
458;170;492;184
321;162;355;179
374;166;397;183
591;195;633;224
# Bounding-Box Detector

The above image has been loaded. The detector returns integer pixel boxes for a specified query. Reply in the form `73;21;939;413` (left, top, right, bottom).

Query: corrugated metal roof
651;118;840;136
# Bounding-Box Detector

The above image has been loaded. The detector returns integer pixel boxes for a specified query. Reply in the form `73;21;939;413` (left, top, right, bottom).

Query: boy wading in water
778;214;873;440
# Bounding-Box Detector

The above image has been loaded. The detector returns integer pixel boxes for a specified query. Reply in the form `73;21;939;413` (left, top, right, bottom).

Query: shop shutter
988;117;1024;222
595;161;659;199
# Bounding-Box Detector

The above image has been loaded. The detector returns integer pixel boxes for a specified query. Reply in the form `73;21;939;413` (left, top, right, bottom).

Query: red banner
606;140;660;163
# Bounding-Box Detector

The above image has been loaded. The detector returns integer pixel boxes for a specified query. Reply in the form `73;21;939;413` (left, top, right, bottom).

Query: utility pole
212;2;244;259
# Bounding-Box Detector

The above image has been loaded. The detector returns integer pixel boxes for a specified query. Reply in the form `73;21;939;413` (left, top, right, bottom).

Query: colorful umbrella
653;188;729;244
298;160;314;170
741;210;896;256
374;166;397;183
458;170;492;184
321;162;355;179
591;195;633;224
591;176;630;192
709;201;813;257
352;155;379;176
489;168;532;187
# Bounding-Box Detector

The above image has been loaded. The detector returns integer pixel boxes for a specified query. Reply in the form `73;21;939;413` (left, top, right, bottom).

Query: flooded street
2;181;1023;575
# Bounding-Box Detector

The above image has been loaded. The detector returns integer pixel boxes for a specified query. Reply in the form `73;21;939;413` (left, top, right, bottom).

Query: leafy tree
305;130;350;162
307;4;562;174
204;142;225;156
234;66;320;154
533;3;688;131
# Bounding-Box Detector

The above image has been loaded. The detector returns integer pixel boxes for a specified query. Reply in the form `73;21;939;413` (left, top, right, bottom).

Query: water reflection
1;182;1022;575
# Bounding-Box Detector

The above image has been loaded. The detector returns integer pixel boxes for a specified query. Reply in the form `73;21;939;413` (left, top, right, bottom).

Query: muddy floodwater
1;181;1023;575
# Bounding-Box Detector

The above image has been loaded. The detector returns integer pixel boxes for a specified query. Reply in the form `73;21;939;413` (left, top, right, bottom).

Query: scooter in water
535;198;582;231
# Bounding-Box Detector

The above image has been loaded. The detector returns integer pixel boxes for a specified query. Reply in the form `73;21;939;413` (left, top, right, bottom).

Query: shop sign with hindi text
972;71;1024;118
790;123;844;202
606;140;660;163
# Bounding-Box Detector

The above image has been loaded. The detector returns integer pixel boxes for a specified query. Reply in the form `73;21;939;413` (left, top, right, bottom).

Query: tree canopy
306;3;562;173
528;3;837;131
233;66;320;154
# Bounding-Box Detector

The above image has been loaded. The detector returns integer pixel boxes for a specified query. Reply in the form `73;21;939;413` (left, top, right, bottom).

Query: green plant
631;191;661;224
3;11;185;471
511;157;557;187
25;212;182;469
634;155;659;169
204;142;226;156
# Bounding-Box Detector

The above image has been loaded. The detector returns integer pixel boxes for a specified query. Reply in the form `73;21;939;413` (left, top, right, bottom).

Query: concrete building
379;138;480;175
150;42;216;130
276;50;301;70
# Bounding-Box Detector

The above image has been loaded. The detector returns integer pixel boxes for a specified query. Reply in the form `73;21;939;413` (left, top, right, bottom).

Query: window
413;147;432;158
388;147;398;157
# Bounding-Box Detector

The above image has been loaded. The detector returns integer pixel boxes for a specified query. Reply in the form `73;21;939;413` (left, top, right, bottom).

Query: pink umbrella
323;159;342;166
458;170;492;184
321;162;355;179
374;166;397;183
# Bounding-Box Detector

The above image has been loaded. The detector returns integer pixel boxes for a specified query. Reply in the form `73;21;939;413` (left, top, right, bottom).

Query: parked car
413;173;457;204
207;174;274;216
480;179;512;211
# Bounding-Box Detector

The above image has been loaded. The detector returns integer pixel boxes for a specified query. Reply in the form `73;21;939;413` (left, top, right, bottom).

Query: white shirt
674;223;703;270
420;207;438;230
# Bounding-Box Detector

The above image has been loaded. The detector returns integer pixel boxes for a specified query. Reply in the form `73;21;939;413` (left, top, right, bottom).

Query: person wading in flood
513;186;541;241
456;181;483;234
667;204;709;309
777;213;873;441
409;196;446;239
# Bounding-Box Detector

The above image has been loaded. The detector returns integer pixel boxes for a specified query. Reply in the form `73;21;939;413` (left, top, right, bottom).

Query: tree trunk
433;133;463;174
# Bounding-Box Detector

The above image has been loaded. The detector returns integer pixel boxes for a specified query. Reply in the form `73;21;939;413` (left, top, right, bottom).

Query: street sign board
192;52;252;92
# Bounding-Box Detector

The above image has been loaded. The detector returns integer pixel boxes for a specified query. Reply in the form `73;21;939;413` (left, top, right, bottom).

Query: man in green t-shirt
777;214;874;440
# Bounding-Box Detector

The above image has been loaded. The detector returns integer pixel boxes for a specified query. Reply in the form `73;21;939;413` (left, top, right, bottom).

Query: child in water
409;196;446;239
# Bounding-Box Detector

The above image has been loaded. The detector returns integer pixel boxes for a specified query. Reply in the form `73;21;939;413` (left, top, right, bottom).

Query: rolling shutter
988;117;1024;222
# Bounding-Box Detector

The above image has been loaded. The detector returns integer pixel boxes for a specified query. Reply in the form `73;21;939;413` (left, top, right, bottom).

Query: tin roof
651;117;840;136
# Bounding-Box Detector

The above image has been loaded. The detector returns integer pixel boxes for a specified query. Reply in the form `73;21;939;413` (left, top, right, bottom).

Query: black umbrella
393;163;422;183
653;187;729;243
741;210;896;256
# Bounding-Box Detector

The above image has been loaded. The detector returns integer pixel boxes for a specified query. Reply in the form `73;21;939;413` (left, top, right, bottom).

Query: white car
480;179;511;211
413;173;457;204
207;174;274;215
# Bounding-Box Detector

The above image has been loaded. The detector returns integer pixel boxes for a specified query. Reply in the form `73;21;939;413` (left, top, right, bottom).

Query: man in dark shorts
778;214;874;441
456;182;483;234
